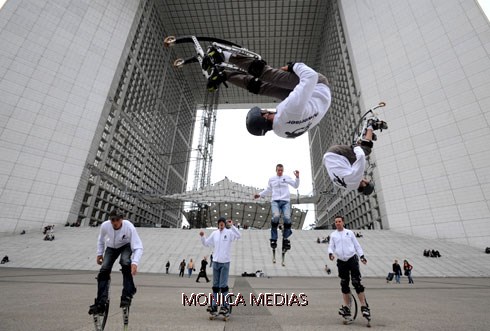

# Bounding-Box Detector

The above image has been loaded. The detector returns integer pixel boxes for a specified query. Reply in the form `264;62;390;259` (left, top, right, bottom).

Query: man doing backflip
323;117;387;196
328;215;370;324
202;47;331;138
88;209;143;315
254;164;299;261
200;217;241;316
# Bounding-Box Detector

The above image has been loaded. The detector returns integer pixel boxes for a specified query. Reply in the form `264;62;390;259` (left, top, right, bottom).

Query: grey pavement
1;267;490;331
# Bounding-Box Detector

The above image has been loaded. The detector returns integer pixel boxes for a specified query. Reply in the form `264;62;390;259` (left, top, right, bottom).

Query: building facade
311;0;490;248
0;0;194;232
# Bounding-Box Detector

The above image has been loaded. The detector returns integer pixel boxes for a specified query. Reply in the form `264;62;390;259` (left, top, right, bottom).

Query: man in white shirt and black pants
328;215;370;323
254;164;299;255
202;47;331;138
88;209;143;315
323;119;387;196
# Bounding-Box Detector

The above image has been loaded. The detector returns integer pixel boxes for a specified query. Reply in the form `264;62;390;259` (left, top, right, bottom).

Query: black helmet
358;181;375;196
246;106;273;136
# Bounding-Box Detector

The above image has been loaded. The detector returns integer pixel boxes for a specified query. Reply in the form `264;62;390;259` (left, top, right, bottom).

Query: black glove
286;62;296;72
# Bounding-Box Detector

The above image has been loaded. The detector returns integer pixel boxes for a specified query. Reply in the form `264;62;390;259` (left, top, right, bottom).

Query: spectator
179;259;186;277
403;259;414;284
165;261;170;274
392;260;402;284
196;256;210;283
187;259;195;278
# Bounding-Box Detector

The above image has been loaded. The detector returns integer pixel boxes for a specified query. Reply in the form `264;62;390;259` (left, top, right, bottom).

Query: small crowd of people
423;249;441;258
171;254;214;283
317;236;330;244
43;225;55;241
387;259;414;284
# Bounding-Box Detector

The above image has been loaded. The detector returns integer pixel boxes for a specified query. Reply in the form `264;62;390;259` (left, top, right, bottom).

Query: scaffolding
188;91;219;227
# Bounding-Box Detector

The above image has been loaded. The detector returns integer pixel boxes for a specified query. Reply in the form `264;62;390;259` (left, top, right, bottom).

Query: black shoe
206;68;227;92
202;46;224;71
367;118;388;131
339;305;351;317
120;295;132;308
282;239;291;251
219;306;230;315
361;305;371;318
88;301;105;315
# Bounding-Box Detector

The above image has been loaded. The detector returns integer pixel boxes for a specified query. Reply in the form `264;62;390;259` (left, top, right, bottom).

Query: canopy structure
156;177;317;229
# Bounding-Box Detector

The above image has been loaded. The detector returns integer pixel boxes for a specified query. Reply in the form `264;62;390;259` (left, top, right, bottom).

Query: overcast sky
188;108;317;229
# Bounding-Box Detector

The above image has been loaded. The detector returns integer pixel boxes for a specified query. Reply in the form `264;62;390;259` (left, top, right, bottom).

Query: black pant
196;270;210;282
337;255;364;294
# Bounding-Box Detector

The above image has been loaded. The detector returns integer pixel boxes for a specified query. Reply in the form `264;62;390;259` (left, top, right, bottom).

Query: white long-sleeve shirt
96;220;144;265
323;146;366;191
201;226;241;263
273;63;331;138
259;175;300;201
327;228;364;262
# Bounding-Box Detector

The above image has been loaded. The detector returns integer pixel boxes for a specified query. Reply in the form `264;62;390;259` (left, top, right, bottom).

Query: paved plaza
1;267;489;331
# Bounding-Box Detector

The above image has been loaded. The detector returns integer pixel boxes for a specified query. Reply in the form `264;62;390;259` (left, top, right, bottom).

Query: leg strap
247;77;262;94
248;59;267;77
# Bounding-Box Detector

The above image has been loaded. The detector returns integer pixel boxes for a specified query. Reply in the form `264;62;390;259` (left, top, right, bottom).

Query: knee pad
247;77;262;94
248;59;266;77
340;278;351;294
97;270;111;281
360;140;373;148
212;287;220;293
283;223;292;230
352;278;365;294
120;264;131;275
220;286;229;293
271;222;279;229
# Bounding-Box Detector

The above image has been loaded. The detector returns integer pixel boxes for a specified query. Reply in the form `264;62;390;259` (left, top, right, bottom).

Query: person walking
403;259;414;284
88;209;143;315
392;260;402;284
165;260;170;274
202;47;331;139
179;259;186;277
254;164;299;255
200;217;241;315
328;215;370;323
187;259;195;278
196;256;210;283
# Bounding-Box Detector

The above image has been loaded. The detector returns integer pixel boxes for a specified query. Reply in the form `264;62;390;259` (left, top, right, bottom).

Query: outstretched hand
293;170;300;178
280;65;288;71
